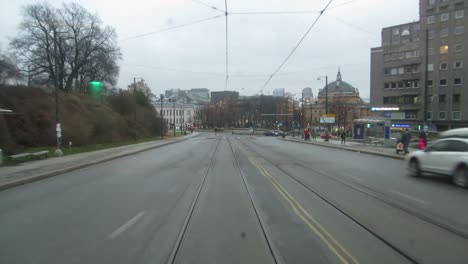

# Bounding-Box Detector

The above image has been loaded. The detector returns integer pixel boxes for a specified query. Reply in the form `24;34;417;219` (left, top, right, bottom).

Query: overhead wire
325;13;377;37
192;0;226;13
258;0;334;94
120;15;223;42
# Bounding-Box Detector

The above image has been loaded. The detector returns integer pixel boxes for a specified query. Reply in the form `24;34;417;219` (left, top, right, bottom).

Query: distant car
406;137;468;187
264;130;285;136
320;133;336;139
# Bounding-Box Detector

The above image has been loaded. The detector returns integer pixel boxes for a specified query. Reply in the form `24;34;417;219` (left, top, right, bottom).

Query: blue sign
391;123;411;128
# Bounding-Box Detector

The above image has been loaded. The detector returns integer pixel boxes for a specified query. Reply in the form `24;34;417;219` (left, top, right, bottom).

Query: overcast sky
0;0;419;99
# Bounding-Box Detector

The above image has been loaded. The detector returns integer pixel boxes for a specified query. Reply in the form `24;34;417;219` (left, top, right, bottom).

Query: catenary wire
258;0;334;94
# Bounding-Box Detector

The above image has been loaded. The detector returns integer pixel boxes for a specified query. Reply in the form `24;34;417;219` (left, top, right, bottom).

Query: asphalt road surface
1;132;468;264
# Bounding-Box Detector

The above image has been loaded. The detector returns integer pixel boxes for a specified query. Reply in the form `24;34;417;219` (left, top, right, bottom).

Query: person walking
341;130;347;144
402;129;412;154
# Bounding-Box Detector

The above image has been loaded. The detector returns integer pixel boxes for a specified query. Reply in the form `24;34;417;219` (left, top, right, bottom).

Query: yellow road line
249;157;359;264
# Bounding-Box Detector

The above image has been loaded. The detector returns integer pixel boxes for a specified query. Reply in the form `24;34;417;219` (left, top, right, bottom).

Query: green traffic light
89;81;103;98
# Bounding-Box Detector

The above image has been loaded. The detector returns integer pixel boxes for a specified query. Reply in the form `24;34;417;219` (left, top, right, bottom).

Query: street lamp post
160;94;164;139
133;77;144;141
172;99;176;136
318;75;329;141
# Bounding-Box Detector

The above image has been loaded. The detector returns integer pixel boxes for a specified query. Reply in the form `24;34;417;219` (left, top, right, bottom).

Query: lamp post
317;75;329;141
160;94;164;139
133;77;144;141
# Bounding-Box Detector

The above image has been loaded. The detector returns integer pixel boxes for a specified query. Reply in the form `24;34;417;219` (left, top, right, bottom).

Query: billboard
320;114;335;124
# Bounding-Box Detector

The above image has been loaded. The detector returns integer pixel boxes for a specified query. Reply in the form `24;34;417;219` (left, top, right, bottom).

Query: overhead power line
231;11;320;15
258;0;334;94
192;0;226;13
120;15;223;42
325;13;377;37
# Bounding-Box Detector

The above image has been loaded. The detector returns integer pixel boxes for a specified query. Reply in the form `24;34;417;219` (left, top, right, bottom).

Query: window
397;81;404;88
428;0;436;5
427;15;435;24
455;26;464;35
453;111;461;120
405;111;417;119
428;30;435;39
427;80;433;87
453;94;461;103
455;43;464;52
440;79;447;86
439;94;446;103
398;67;405;74
384;83;390;89
440;13;449;21
439;111;447;120
454;60;463;69
454;77;462;85
440;62;448;70
440;45;449;54
455;10;464;19
413;80;419;88
404;80;412;88
391;82;397;88
440;28;449;37
428;64;434;71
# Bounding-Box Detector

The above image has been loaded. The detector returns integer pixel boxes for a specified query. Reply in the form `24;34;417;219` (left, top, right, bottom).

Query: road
1;132;468;264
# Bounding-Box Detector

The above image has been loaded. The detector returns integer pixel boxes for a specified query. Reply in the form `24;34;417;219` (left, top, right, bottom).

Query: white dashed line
391;191;429;205
108;211;146;239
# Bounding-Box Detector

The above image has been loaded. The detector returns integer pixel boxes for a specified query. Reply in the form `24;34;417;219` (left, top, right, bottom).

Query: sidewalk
0;133;198;191
282;136;413;160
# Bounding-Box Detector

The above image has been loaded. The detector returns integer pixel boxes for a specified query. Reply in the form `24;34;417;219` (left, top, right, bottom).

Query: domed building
309;69;370;131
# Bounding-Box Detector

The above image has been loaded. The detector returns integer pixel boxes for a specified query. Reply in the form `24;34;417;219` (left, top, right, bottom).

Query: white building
156;102;203;129
272;88;285;97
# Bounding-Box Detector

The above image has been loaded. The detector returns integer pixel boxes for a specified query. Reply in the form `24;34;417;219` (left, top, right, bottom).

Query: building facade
157;102;203;129
371;0;468;131
211;91;239;104
311;70;370;130
370;21;422;127
272;88;286;97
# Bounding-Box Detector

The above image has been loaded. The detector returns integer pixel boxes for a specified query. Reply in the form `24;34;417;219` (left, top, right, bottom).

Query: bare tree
0;52;22;85
10;2;121;91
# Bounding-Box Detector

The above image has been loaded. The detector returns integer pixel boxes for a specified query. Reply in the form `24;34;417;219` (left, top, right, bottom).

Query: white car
406;137;468;187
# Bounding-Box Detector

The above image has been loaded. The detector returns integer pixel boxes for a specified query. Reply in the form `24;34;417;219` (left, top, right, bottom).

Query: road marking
249;157;359;264
347;174;363;182
108;211;146;239
391;191;428;205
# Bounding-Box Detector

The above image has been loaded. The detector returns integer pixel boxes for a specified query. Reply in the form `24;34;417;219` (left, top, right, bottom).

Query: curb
0;136;193;192
281;138;405;160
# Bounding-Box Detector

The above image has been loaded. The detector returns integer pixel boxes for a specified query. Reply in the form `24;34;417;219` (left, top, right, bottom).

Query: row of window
428;60;463;71
162;109;194;116
429;111;462;120
383;50;419;62
432;44;464;55
426;77;463;86
427;9;464;24
384;64;419;75
428;26;464;39
433;94;461;104
383;95;420;105
384;80;419;89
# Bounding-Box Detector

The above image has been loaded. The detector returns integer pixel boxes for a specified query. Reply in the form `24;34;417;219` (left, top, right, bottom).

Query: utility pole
160;94;164;139
325;75;329;141
133;77;137;141
53;30;62;156
27;65;31;87
423;28;429;130
173;100;176;137
301;93;304;138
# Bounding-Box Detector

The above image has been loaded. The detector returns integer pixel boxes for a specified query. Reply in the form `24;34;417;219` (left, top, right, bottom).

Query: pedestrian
401;129;411;154
341;130;346;144
312;130;316;141
418;135;426;150
419;131;427;147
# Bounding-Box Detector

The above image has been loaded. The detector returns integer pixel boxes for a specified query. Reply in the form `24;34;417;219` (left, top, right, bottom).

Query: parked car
320;133;336;140
264;130;285;136
406;137;468;187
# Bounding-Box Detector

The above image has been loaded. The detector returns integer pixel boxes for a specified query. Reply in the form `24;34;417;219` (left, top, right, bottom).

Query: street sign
371;106;400;112
56;123;61;132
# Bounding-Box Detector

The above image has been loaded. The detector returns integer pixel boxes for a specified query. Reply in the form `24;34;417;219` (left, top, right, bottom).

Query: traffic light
418;124;422;130
89;81;103;98
367;123;371;128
